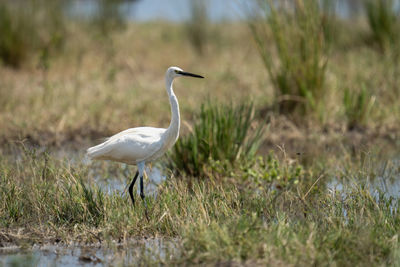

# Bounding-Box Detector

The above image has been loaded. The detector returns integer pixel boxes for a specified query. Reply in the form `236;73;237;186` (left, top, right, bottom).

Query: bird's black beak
179;71;204;78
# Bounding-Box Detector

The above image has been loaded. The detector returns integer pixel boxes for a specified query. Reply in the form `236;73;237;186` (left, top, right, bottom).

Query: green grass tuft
343;85;376;130
168;101;264;177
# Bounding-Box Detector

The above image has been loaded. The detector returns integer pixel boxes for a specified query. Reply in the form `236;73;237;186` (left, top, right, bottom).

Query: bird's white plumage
86;66;202;167
87;127;166;164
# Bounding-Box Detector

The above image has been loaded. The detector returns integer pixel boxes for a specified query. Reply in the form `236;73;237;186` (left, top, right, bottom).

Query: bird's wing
87;127;166;164
106;127;165;142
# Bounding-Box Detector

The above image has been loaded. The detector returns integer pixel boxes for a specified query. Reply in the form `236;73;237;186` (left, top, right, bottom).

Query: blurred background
0;0;399;151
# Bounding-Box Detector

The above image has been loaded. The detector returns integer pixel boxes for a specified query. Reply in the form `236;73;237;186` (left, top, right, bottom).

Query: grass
185;0;210;55
0;4;31;68
249;0;330;117
91;0;140;37
1;144;400;266
168;101;264;177
365;0;400;51
343;85;376;130
0;0;65;68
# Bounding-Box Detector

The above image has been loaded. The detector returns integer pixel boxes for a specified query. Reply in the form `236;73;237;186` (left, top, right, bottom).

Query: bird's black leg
128;171;139;206
140;174;149;221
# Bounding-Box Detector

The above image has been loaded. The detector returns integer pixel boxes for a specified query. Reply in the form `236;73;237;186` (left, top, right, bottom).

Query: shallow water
92;164;167;198
327;157;400;197
0;239;177;267
327;156;400;220
62;147;168;197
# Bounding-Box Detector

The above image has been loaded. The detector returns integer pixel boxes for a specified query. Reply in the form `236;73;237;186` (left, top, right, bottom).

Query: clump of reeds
0;0;66;68
185;0;209;55
168;101;264;177
91;0;140;37
365;0;400;51
249;0;331;117
343;85;376;130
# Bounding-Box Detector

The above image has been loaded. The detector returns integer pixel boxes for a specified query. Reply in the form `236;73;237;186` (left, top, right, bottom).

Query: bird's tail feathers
86;143;108;159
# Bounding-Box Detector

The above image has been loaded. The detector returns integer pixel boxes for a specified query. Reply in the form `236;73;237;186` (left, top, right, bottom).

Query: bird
86;66;204;216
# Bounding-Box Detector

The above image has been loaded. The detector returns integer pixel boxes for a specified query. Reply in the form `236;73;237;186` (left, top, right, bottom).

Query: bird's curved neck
165;77;180;142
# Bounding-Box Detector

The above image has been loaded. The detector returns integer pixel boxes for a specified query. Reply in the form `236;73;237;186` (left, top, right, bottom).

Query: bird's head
166;66;204;80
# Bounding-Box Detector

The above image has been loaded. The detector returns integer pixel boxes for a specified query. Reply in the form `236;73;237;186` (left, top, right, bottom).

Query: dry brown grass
0;22;268;145
0;21;399;149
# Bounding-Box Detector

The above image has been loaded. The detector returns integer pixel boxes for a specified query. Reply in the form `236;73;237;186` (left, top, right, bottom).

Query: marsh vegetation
0;0;400;265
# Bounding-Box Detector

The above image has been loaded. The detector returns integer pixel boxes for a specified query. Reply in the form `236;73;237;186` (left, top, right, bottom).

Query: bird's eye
175;70;179;74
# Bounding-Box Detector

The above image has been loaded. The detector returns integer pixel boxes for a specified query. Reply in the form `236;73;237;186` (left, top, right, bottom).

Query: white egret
87;66;204;214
